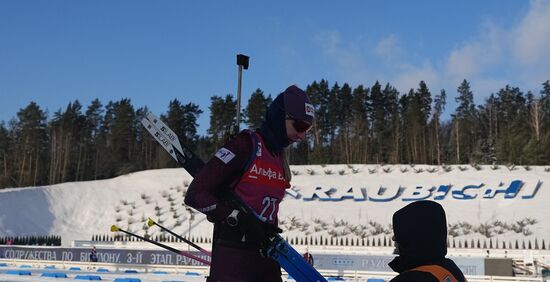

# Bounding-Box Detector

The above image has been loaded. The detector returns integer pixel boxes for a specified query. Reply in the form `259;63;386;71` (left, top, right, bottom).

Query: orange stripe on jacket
410;265;461;282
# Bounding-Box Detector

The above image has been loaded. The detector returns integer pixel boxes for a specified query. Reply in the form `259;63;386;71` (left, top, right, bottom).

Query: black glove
225;209;282;248
256;221;282;257
260;220;283;238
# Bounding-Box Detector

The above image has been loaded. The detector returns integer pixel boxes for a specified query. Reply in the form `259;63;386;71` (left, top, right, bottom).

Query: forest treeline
1;79;549;188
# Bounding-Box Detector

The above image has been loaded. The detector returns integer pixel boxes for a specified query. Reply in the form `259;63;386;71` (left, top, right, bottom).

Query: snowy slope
0;165;548;246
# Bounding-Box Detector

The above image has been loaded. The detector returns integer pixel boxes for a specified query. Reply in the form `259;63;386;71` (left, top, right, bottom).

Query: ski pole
147;218;212;256
110;225;211;266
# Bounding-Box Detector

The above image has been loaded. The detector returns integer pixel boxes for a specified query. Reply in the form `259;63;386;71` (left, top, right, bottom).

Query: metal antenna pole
236;64;243;132
235;54;249;134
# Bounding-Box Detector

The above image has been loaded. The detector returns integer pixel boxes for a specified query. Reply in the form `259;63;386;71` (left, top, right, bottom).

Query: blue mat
41;272;68;278
153;271;168;274
367;279;386;282
0;263;7;267
7;270;32;275
185;271;200;276
69;267;82;271
44;265;56;269
124;269;138;273
97;268;110;272
114;278;142;282
19;265;32;268
75;275;102;280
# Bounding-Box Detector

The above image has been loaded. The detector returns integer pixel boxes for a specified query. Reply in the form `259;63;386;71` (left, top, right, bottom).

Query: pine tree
477;94;498;164
84;99;104;180
306;80;331;163
540;80;550;130
208;95;237;147
135;106;159;170
368;81;385;163
48;101;87;184
162;99;202;148
431;90;446;165
12;102;49;186
95;101;116;179
382;83;401;164
523;91;548;164
335;83;354;163
325;82;341;163
112;99;137;174
159;99;203;168
495;85;529;164
350;85;369;163
404;81;432;163
398;93;410;163
0;122;11;188
527;92;544;142
243;88;271;130
452;80;478;163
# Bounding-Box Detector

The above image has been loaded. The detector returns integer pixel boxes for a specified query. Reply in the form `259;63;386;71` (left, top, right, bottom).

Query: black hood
389;200;448;272
259;93;289;153
258;85;314;153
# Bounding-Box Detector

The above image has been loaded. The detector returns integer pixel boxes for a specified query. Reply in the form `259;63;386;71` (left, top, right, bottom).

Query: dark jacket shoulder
390;258;466;282
390;270;439;282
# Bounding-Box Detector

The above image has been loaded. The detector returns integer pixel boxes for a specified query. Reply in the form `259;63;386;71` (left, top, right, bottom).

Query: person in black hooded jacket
389;200;467;282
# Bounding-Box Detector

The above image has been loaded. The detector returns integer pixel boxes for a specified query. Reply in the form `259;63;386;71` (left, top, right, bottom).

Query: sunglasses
286;116;312;133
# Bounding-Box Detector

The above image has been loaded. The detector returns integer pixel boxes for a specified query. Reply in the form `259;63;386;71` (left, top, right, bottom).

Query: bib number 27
259;196;278;222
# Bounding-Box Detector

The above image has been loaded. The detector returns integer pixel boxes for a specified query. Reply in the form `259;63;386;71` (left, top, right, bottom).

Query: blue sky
1;1;550;135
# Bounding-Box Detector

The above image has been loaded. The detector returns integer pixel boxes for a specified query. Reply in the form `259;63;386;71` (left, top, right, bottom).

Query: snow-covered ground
0;164;548;247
